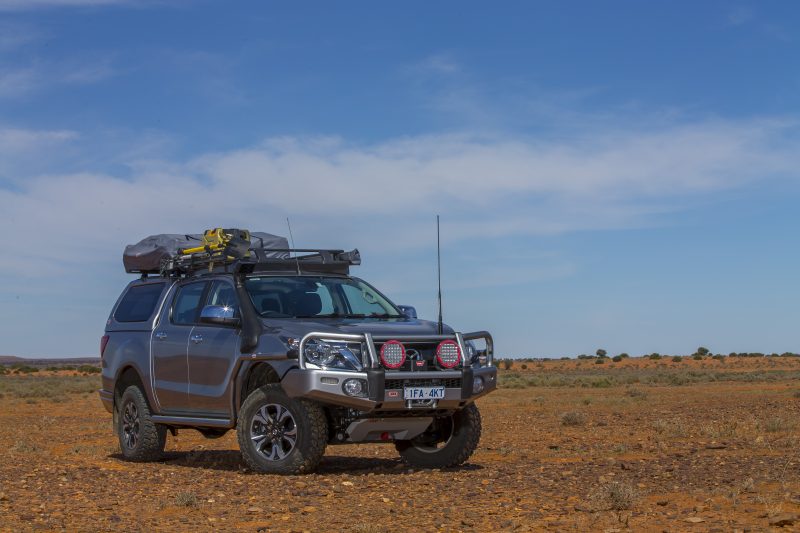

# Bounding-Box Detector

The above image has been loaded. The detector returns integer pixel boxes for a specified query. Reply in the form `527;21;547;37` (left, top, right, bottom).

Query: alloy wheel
121;401;140;450
249;403;298;461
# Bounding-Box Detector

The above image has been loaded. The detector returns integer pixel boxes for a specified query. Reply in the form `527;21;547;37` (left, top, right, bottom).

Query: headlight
303;340;363;371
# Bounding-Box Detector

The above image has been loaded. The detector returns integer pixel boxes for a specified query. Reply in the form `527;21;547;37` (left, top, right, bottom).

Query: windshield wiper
291;313;401;319
293;313;345;318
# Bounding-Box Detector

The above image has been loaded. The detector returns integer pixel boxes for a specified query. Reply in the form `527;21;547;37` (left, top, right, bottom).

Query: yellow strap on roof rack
180;228;251;255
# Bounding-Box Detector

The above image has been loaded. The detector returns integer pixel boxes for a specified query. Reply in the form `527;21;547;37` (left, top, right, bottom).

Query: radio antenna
437;215;443;334
286;217;301;275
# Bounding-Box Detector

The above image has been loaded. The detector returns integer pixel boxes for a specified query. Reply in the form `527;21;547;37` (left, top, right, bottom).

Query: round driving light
380;340;406;369
343;378;365;397
472;376;484;394
436;340;461;368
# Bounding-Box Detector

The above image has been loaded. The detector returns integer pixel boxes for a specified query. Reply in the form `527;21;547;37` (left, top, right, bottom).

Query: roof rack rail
161;247;361;278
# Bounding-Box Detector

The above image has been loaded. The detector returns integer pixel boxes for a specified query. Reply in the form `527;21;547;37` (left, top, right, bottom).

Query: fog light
343;378;366;397
472;376;484;394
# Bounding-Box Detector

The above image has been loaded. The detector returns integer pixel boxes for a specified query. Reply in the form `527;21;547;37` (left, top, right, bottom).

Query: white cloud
413;54;461;75
727;6;753;27
1;116;798;281
0;67;38;98
0;127;78;151
0;22;41;51
0;126;78;179
0;59;116;99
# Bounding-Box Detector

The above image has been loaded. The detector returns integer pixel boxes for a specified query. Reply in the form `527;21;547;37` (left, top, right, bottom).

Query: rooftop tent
123;232;290;274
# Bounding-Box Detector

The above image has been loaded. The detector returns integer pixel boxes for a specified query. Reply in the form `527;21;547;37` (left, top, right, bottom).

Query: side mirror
200;305;241;327
398;305;417;320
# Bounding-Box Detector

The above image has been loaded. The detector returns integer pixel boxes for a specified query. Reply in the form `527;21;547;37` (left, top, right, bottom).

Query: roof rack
159;247;361;278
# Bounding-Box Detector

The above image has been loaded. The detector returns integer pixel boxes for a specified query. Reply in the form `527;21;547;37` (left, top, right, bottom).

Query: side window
114;283;166;322
341;284;385;315
172;282;207;325
206;281;239;316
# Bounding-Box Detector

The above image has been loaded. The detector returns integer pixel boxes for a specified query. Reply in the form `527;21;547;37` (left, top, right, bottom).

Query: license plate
403;386;445;400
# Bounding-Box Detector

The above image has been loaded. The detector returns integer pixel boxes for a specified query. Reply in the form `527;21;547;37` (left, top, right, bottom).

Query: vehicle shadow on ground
108;451;483;475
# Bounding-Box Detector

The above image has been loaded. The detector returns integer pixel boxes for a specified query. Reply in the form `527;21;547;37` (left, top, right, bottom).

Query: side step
151;415;232;428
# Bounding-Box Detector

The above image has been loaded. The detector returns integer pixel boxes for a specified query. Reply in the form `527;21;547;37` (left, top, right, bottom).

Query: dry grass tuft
561;411;586;426
760;416;796;433
625;387;648;399
174;492;199;507
588;481;639;511
702;420;743;439
652;418;688;438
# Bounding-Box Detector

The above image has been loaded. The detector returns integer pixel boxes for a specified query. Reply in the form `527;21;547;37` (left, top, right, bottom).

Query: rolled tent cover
122;232;290;273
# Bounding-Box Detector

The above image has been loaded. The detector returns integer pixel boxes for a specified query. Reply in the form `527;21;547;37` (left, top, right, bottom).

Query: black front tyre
117;385;167;462
395;403;482;469
236;384;328;475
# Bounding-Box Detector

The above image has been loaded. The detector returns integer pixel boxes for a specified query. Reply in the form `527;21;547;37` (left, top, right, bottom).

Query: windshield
244;276;403;319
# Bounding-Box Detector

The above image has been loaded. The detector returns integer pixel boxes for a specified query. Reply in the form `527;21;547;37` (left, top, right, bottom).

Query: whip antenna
286;217;301;275
437;215;443;334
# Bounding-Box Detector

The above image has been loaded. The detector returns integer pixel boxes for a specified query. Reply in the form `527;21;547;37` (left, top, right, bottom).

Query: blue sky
1;1;800;358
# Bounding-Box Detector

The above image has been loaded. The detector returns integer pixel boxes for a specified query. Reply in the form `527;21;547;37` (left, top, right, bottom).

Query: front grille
385;378;462;389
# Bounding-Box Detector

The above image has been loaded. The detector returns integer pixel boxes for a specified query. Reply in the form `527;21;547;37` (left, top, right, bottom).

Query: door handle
154;332;167;340
190;334;203;344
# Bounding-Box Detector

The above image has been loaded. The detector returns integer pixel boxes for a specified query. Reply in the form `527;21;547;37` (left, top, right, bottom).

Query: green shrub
672;356;682;363
692;353;703;360
649;353;661;360
76;365;101;374
612;355;623;362
618;353;630;359
595;357;606;364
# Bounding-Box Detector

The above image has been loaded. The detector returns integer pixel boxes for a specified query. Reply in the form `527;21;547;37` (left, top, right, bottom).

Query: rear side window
114;283;166;323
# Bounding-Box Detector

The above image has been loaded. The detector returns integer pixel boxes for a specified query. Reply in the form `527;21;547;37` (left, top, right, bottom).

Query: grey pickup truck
100;234;496;474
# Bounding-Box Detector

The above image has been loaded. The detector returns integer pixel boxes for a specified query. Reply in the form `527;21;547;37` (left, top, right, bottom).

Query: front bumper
281;365;497;411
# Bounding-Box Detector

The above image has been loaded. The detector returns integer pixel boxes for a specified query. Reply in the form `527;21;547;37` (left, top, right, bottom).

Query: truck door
186;280;240;417
151;280;208;413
